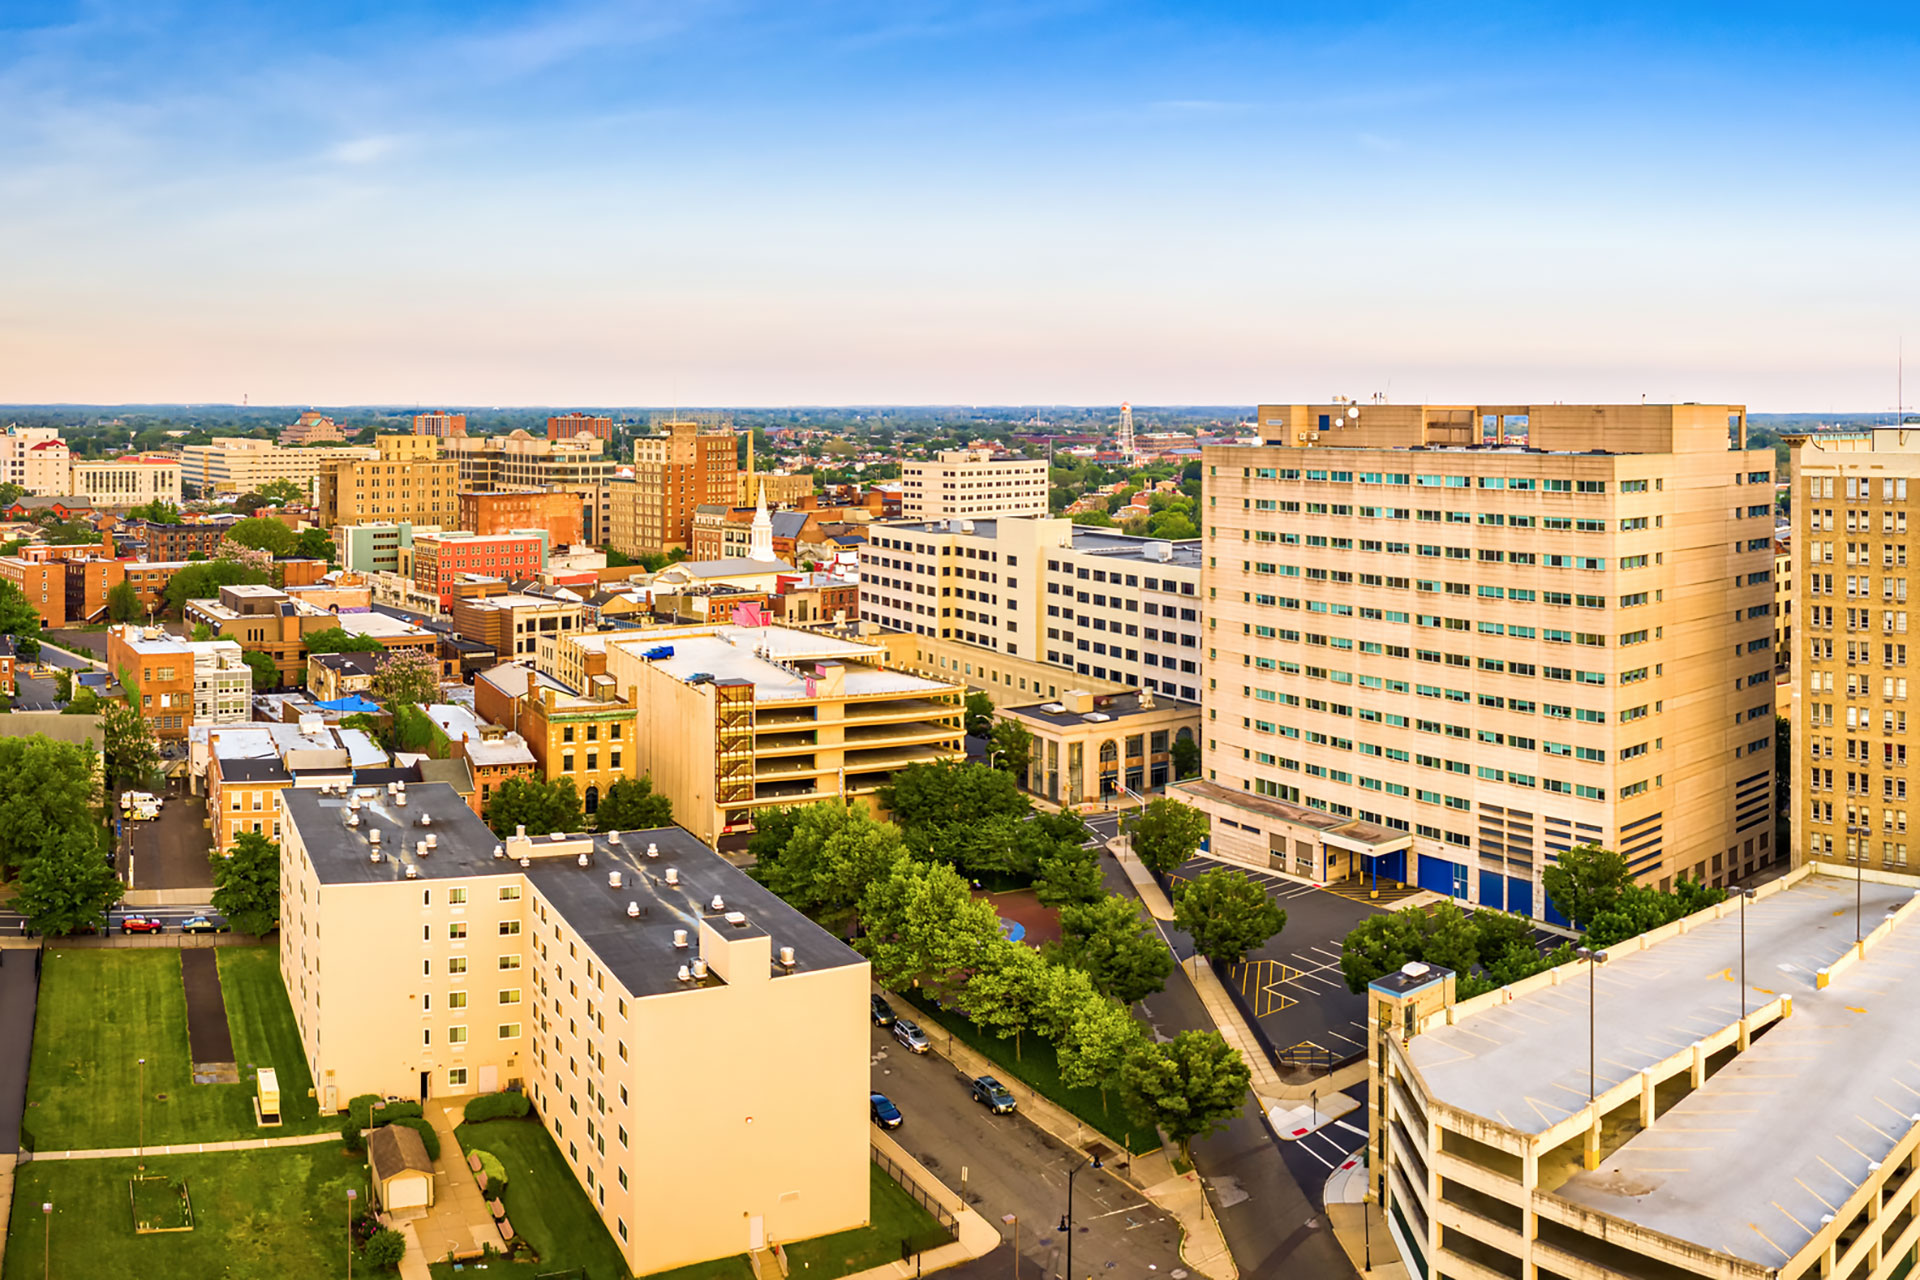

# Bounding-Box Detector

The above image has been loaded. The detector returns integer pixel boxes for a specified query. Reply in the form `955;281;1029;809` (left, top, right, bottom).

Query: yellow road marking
1846;1006;1867;1014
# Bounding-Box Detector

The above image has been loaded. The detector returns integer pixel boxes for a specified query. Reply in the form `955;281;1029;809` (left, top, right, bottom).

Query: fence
870;1143;958;1240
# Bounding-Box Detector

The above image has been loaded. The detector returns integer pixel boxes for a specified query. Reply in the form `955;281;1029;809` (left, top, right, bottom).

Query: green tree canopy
1542;843;1634;929
988;718;1033;778
223;516;297;556
0;735;100;878
592;775;673;831
1049;894;1174;1004
242;650;279;692
883;759;1029;830
163;559;271;618
1125;798;1209;876
127;499;181;524
1172;868;1286;968
294;527;336;562
105;579;141;623
0;579;43;660
964;690;994;737
857;858;1002;998
16;820;122;936
212;830;281;936
100;699;159;791
1056;989;1147;1104
1120;1031;1251;1162
746;804;804;865
753;802;909;931
253;479;306;508
485;776;583;837
1170;734;1200;780
369;647;439;708
305;627;386;655
955;939;1049;1056
1033;839;1105;907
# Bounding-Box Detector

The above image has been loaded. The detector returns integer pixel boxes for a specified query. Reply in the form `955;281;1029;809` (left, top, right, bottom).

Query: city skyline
3;2;1917;409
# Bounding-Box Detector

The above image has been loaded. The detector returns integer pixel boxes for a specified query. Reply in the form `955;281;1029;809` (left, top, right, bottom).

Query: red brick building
412;532;547;608
411;411;467;439
547;413;612;442
457;490;582;547
137;522;226;560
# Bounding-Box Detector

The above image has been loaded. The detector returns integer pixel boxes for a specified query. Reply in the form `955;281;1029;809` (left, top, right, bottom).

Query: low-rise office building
70;454;181;508
458;490;582;547
275;785;870;1275
1369;863;1920;1280
106;624;199;739
450;592;585;661
307;651;380;702
997;688;1199;806
599;622;966;842
413;532;549;609
473;664;639;814
180;437;376;497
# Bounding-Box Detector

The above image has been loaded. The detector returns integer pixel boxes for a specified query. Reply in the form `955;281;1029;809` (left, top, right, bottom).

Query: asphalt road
0;905;222;937
868;1019;1187;1280
127;789;217;890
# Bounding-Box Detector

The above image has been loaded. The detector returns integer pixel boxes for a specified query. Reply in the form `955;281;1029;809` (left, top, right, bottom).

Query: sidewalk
902;994;1237;1280
29;1130;339;1161
1322;1159;1407;1280
398;1100;498;1280
847;1131;1003;1280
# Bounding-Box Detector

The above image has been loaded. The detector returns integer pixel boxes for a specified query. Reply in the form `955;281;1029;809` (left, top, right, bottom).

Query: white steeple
748;487;774;561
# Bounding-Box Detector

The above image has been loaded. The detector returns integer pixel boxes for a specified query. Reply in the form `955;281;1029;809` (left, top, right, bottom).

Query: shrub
340;1118;365;1152
369;1098;422;1124
462;1091;531;1123
472;1148;508;1197
387;1115;441;1161
347;1093;383;1129
363;1227;408;1270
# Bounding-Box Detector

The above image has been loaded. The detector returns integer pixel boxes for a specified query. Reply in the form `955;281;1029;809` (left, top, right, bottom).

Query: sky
1;1;1918;410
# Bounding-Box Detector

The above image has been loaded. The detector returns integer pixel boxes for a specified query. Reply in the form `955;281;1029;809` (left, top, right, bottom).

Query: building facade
1190;403;1776;911
191;639;251;725
547;412;612;442
625;420;739;556
136;522;228;561
280;411;350;446
106;625;199;739
411;411;467;438
70;455;182;508
413;532;549;609
451;593;586;661
180;437;375;497
474;665;639;813
458;490;583;547
0;427;71;495
318;436;460;529
998;689;1199;806
442;433;615;547
900;448;1048;520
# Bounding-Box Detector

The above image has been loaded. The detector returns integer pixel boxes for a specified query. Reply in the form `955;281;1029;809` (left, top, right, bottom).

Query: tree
1056;991;1146;1108
294;527;336;562
61;687;99;715
0;579;42;660
485;776;583;837
955;939;1048;1057
1543;843;1633;929
40;518;94;544
362;1228;408;1270
127;499;181;524
964;690;994;737
1121;1031;1251;1162
1146;510;1197;540
190;623;214;641
242;650;279;692
593;775;673;831
1170;734;1200;780
754;803;909;930
164;559;271;618
857;859;1002;997
988;718;1033;778
15;820;123;936
1126;798;1209;876
53;669;71;703
883;760;1029;831
254;479;306;508
100;699;159;791
212;830;280;936
1050;894;1174;1004
223;516;296;556
304;627;386;655
369;647;439;708
105;579;141;623
1033;840;1105;907
0;482;22;509
746;804;804;866
1172;868;1286;968
0;735;99;879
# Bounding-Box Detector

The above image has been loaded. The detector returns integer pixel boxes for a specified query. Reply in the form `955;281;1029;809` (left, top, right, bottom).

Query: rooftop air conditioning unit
519;856;531;868
395;791;407;806
645;842;658;858
416;840;427;858
709;895;725;913
405;865;418;879
1401;961;1431;979
607;831;621;845
691;957;708;980
777;946;796;968
368;850;381;863
345;812;360;828
664;867;679;886
724;911;748;927
1041;703;1065;714
608;871;622;889
369;829;381;846
577;853;590;867
425;833;437;849
673;929;688;949
626;901;640;918
1083;712;1112;722
550;831;566;841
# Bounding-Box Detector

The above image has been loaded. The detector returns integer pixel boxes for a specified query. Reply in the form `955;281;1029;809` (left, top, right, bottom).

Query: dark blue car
870;1092;903;1129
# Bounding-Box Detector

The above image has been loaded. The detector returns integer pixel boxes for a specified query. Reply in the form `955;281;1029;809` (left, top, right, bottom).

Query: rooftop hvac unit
672;929;688;949
368;850;381;863
691;957;708;980
369;829;382;845
405;865;418;879
416;841;427;858
1083;712;1111;722
777;946;796;968
550;831;567;841
724;911;748;927
626;901;640;918
1041;703;1065;714
577;853;590;867
395;791;407;806
607;831;621;845
664;867;679;886
709;895;725;913
645;842;658;858
348;793;362;810
676;964;691;983
608;871;623;889
425;833;437;849
493;844;505;859
519;856;531;868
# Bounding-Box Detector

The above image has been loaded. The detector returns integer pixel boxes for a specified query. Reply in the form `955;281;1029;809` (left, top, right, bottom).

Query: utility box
256;1068;282;1126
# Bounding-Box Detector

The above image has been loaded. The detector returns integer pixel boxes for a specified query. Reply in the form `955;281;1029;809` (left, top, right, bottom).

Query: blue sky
1;1;1917;408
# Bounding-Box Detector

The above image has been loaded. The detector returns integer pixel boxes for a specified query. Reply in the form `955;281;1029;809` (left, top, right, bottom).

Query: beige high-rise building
180;437;377;497
1786;429;1920;877
900;448;1048;520
69;455;181;508
1185;403;1777;916
318;435;460;528
625;420;739;557
276;783;871;1276
0;426;71;495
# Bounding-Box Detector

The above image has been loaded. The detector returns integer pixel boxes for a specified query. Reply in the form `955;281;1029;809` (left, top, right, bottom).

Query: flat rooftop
1410;873;1920;1267
1003;691;1197;727
612;625;953;703
282;783;859;998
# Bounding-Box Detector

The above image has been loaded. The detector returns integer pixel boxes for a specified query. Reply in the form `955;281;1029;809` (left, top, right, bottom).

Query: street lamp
1575;947;1609;1103
41;1202;51;1280
1059;1152;1103;1280
346;1188;357;1278
1733;888;1756;1020
136;1057;146;1170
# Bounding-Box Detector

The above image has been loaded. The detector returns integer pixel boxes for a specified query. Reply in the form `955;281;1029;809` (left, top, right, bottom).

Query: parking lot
126;788;215;891
1166;856;1390;1068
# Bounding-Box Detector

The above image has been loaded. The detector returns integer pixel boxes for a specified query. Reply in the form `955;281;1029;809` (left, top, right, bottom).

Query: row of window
1224;467;1623;492
1235;683;1624;723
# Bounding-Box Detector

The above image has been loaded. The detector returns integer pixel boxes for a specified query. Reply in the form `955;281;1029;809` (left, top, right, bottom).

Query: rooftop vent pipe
673;929;688;949
626;901;640;919
664;868;679;886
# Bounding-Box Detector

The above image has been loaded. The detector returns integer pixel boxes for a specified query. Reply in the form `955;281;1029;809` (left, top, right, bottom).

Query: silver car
891;1017;930;1054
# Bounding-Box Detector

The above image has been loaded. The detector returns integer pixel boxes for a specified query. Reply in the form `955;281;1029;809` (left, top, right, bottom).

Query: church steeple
748;487;774;561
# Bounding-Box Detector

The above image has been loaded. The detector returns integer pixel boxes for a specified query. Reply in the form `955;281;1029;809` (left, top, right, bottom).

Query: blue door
1418;854;1465;898
1505;877;1534;919
1377;849;1407;883
1479;869;1506;910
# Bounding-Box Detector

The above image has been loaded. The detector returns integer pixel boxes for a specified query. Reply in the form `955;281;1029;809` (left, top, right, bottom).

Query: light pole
1575;947;1609;1103
136;1057;146;1170
1060;1152;1103;1280
346;1188;357;1278
1734;888;1755;1020
41;1202;51;1280
1857;853;1864;945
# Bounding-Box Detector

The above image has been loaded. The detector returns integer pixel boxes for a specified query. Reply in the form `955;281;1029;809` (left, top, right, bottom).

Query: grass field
1;1146;368;1280
780;1164;952;1274
430;1114;634;1280
905;992;1161;1154
23;946;330;1151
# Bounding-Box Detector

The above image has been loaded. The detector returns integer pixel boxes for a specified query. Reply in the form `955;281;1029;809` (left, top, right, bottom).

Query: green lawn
781;1164;952;1275
431;1114;634;1280
905;992;1161;1154
23;946;331;1151
1;1146;369;1280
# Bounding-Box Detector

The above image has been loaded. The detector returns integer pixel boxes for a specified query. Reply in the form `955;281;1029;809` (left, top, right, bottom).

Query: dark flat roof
281;783;862;999
1003;690;1197;727
220;758;292;783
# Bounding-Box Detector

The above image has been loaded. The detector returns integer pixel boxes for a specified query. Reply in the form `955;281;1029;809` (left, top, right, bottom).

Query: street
869;1020;1186;1280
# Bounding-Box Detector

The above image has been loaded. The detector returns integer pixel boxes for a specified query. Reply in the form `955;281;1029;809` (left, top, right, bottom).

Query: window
447;887;468;905
500;921;521;936
499;885;521;901
448;1026;468;1044
448;1068;468;1086
448;957;467;974
499;955;521;970
500;989;522;1005
498;1023;522;1039
447;991;468;1009
447;923;467;939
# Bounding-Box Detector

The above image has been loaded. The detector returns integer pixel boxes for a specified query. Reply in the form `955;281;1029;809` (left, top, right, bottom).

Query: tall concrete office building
622;420;738;556
1186;403;1777;917
318;435;459;528
900;448;1049;520
1788;428;1920;878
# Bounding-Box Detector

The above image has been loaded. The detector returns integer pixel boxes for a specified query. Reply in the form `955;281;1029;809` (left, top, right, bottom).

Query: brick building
616;419;739;557
411;411;467;439
546;412;612;442
457;490;582;547
473;663;638;815
136;522;227;560
412;532;549;609
318;436;459;529
107;625;198;739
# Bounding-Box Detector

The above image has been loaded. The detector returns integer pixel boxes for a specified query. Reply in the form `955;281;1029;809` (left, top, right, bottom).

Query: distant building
0;427;71;495
546;412;612;442
458;489;582;547
180;437;375;497
411;411;467;439
135;522;227;561
619;420;739;557
279;411;351;446
412;532;549;609
69;455;181;509
318;436;459;529
900;448;1047;521
473;663;637;814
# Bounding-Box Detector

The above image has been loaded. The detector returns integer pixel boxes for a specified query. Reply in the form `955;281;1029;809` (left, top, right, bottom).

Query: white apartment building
189;640;251;725
69;456;181;508
861;516;1204;701
0;427;71;495
900;449;1049;520
180;437;377;497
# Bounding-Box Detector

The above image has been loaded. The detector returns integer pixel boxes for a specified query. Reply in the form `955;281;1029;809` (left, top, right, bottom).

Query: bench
497;1218;513;1243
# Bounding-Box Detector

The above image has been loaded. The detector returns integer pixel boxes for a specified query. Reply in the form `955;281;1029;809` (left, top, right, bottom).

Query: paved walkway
397;1100;498;1280
849;1131;1004;1280
30;1130;339;1160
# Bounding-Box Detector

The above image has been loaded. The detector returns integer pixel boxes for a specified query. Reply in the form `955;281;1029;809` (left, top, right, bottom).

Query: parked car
970;1075;1017;1114
891;1017;930;1054
120;916;164;934
870;994;897;1027
180;915;229;934
870;1093;903;1129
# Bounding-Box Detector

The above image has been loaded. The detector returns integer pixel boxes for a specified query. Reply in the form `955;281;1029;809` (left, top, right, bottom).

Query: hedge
348;1094;425;1129
462;1091;531;1123
471;1148;508;1198
387;1115;441;1161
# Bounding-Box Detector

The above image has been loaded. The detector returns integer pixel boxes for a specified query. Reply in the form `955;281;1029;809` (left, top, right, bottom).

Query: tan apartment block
318;435;460;528
451;592;585;662
1367;864;1920;1280
1194;403;1776;915
626;420;738;556
180;437;376;497
598;623;965;843
900;448;1048;520
1785;429;1920;877
275;784;870;1275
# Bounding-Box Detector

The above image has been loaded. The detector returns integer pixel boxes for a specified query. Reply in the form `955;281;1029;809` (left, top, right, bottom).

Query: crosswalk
1288;1119;1368;1171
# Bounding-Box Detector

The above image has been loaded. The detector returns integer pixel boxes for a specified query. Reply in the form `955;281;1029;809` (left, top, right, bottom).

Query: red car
120;916;164;934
